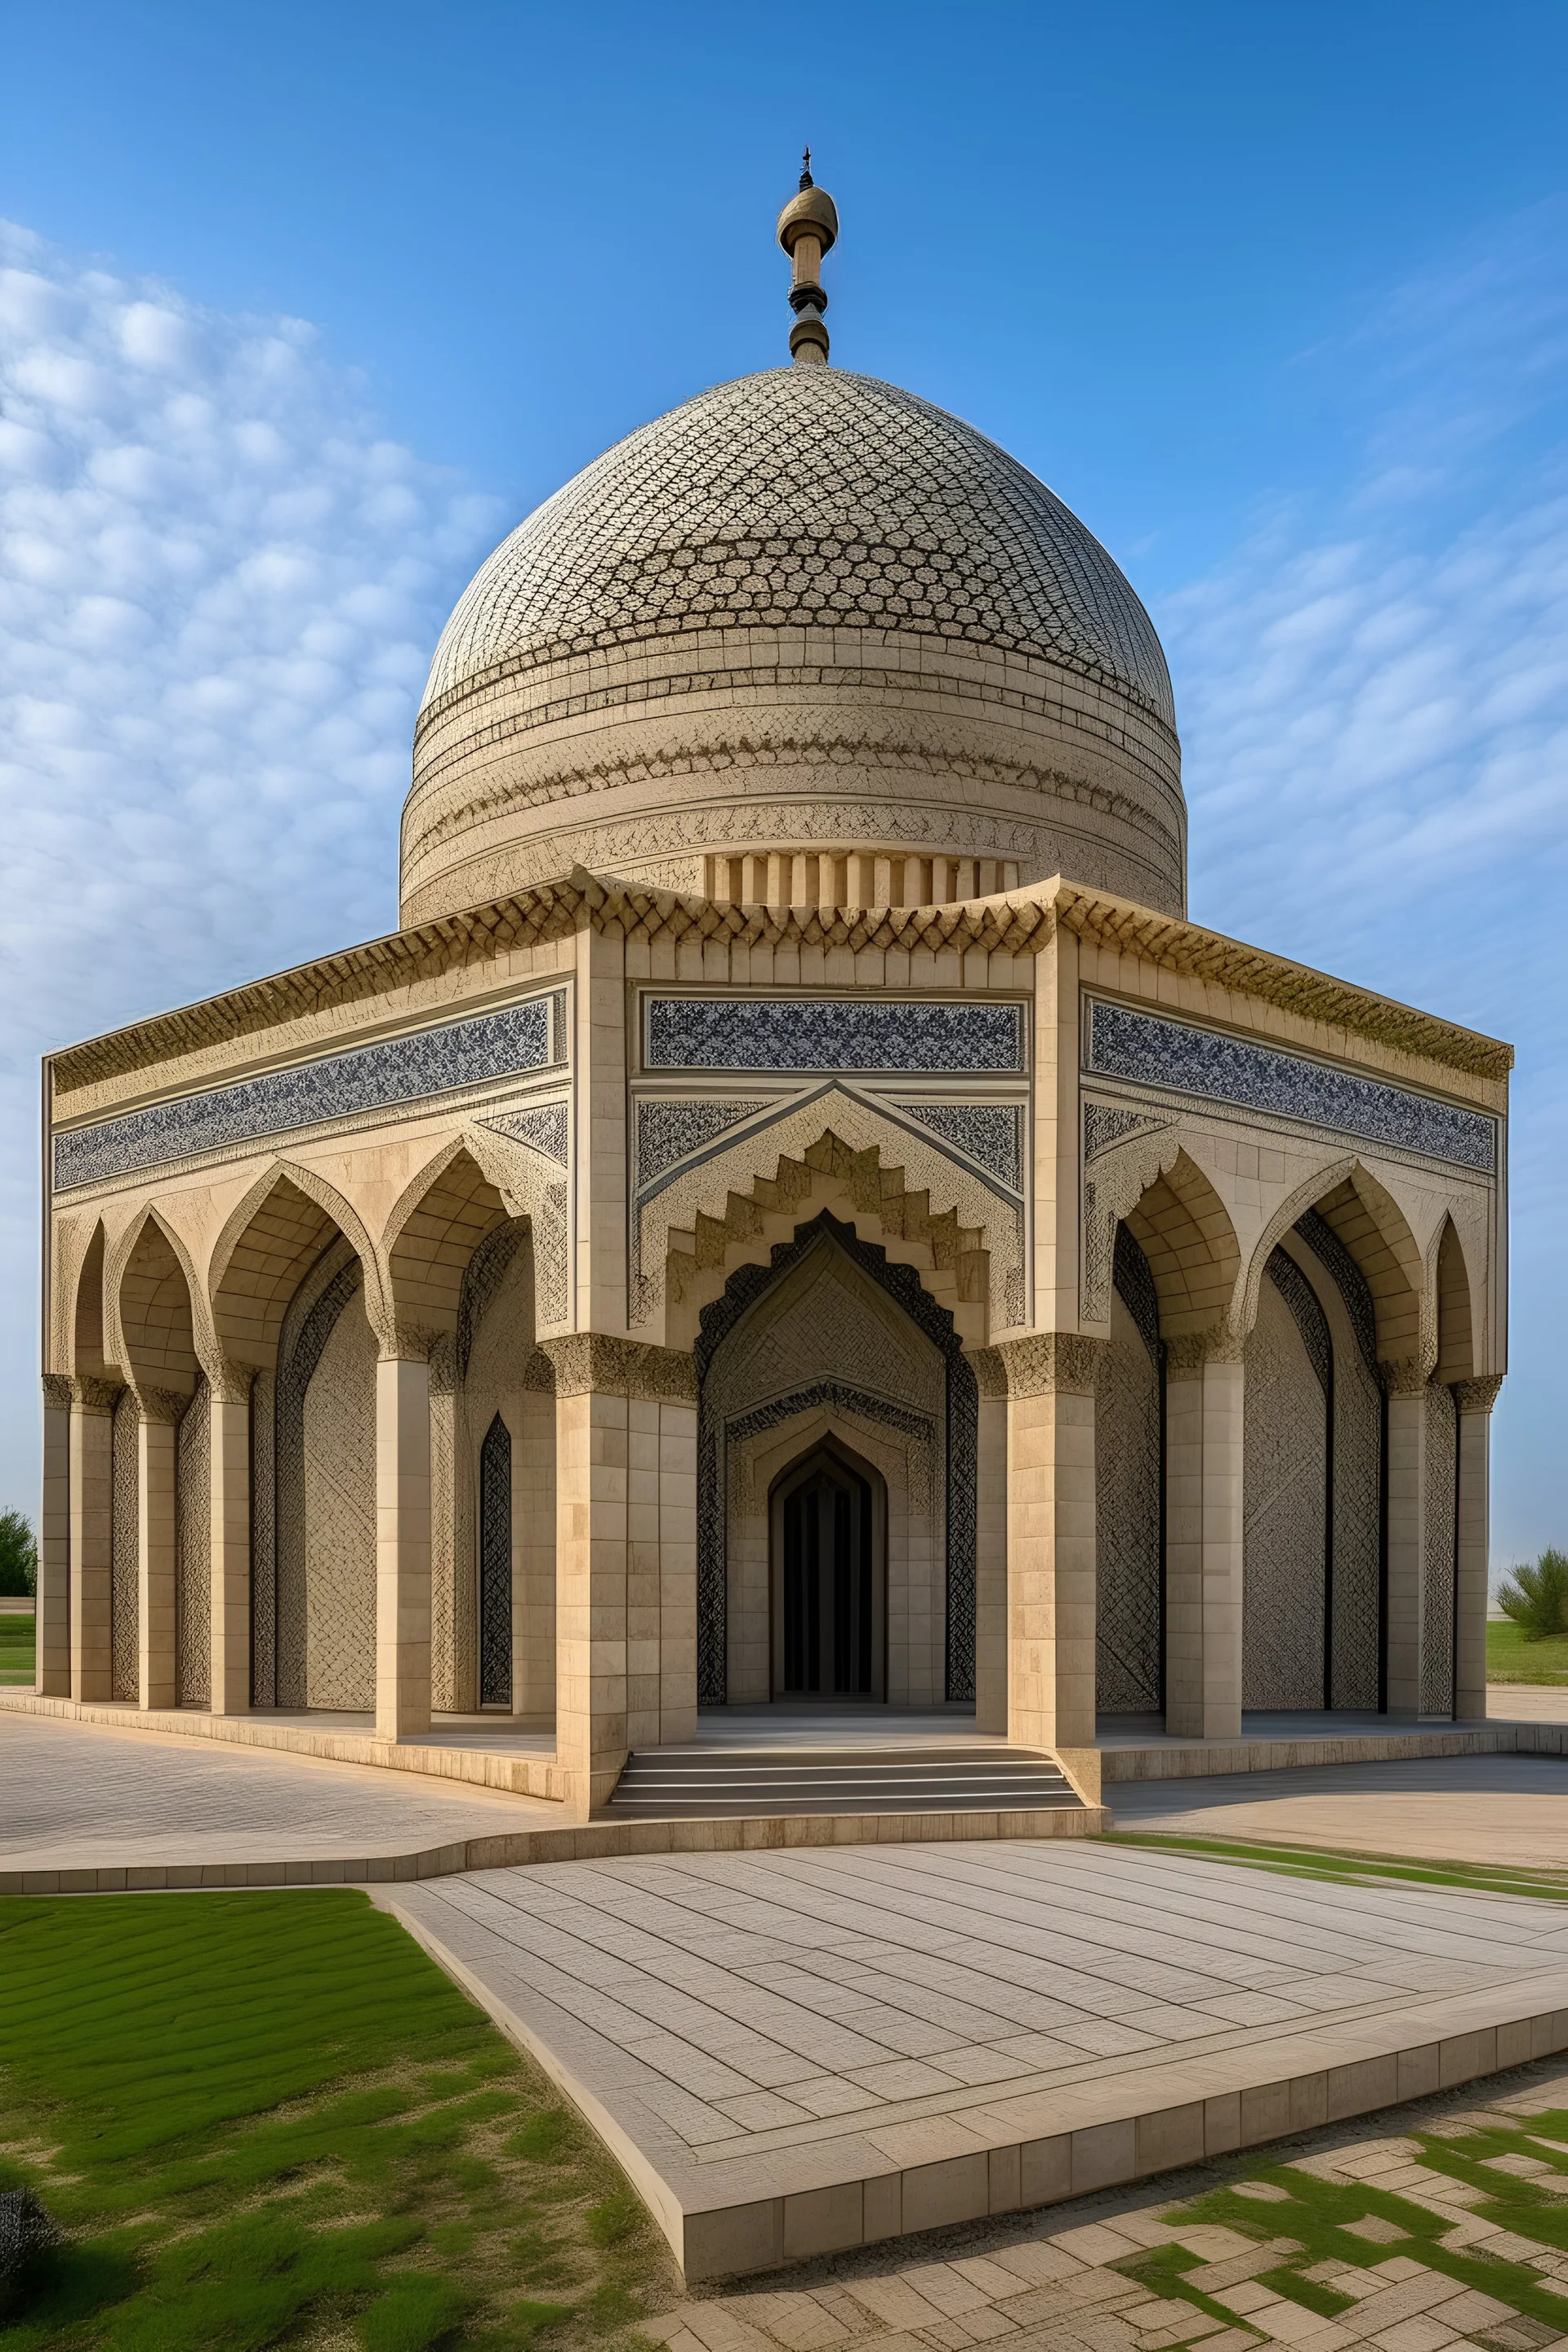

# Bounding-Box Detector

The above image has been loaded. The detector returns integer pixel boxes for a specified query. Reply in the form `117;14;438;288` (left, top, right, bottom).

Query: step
607;1744;1084;1817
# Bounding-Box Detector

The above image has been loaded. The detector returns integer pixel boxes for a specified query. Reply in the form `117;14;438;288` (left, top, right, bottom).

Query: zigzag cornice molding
51;871;1512;1102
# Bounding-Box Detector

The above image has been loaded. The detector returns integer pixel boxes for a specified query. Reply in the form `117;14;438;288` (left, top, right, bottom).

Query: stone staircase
606;1744;1084;1820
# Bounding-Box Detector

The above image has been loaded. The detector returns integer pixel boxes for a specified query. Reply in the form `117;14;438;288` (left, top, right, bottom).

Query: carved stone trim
540;1334;697;1403
67;1375;122;1411
1454;1374;1505;1415
54;871;1509;1111
995;1333;1106;1398
967;1347;1009;1401
1165;1329;1246;1373
208;1357;256;1405
41;1374;73;1410
131;1385;193;1426
1381;1356;1430;1397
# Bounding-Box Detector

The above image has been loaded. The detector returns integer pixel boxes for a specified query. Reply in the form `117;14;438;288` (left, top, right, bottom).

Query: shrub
1497;1548;1568;1638
0;1508;35;1597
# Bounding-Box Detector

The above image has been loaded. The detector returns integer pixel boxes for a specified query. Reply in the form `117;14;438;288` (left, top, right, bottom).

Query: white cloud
0;220;500;1500
1161;198;1568;1566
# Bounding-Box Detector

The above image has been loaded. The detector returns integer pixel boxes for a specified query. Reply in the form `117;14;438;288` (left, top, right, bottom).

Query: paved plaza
0;1706;556;1879
1116;1753;1568;1869
381;1838;1568;2278
648;2060;1568;2350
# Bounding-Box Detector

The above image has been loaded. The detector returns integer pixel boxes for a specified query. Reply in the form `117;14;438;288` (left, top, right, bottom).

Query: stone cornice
1054;884;1512;1083
51;868;1511;1102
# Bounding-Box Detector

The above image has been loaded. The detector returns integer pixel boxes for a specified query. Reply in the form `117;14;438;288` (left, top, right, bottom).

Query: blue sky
1;1;1566;1566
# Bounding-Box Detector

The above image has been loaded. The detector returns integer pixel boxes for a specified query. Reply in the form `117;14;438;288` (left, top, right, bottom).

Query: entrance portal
769;1443;885;1699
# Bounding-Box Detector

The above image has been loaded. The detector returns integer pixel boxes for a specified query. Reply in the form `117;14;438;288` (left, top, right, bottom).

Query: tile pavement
380;1839;1568;2278
644;2060;1568;2350
1111;1754;1568;1869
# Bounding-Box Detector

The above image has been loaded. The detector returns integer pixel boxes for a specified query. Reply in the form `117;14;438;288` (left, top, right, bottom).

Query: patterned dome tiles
421;370;1175;732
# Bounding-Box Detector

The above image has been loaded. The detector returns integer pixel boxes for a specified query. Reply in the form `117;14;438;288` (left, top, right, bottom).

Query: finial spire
776;154;838;367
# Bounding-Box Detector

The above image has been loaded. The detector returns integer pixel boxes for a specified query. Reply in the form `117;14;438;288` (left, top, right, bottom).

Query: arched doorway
769;1441;886;1700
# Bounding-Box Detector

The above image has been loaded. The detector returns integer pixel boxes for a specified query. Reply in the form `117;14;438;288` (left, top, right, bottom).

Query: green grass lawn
0;1610;33;1686
1487;1617;1568;1684
0;1890;676;2351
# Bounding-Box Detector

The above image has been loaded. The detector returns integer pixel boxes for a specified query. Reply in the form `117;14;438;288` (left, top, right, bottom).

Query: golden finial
775;150;838;366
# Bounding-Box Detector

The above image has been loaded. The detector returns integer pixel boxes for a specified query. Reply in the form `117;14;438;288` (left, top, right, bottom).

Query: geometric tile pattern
478;1098;571;1166
635;1098;777;1190
1423;1381;1459;1720
54;991;562;1191
422;368;1176;725
1086;999;1497;1173
644;996;1026;1076
647;2063;1568;2352
387;1837;1568;2291
1242;1272;1330;1712
890;1100;1025;1192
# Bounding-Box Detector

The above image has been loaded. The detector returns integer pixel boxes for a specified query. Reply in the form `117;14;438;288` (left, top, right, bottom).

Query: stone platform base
378;1838;1568;2282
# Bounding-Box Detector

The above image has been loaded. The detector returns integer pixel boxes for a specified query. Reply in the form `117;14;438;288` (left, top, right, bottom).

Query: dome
403;367;1183;925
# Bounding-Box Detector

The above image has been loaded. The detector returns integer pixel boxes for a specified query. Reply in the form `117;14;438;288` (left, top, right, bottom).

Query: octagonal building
31;171;1508;1833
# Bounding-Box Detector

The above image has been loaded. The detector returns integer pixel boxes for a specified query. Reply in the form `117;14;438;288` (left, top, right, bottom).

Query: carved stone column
1165;1334;1245;1742
38;1376;72;1696
541;1334;697;1820
1454;1375;1503;1722
209;1364;253;1716
68;1375;118;1702
1382;1357;1428;1717
376;1348;433;1741
136;1389;186;1712
996;1333;1103;1757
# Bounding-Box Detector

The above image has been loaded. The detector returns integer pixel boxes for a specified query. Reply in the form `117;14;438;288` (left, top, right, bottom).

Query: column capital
381;1321;443;1365
1165;1327;1245;1374
1381;1356;1429;1397
131;1384;191;1427
41;1372;73;1410
66;1374;121;1412
207;1356;255;1405
991;1331;1105;1400
540;1333;697;1403
1454;1374;1505;1416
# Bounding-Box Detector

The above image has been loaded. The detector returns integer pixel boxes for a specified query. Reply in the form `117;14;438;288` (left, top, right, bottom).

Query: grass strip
0;1890;674;2350
1107;1829;1568;1901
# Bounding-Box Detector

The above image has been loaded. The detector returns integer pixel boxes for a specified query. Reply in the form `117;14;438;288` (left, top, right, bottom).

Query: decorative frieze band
1085;998;1496;1173
53;991;567;1192
540;1333;698;1402
644;995;1026;1076
992;1332;1106;1398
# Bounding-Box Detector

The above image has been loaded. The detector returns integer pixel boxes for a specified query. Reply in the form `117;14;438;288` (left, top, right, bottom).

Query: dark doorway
769;1443;885;1699
478;1412;512;1707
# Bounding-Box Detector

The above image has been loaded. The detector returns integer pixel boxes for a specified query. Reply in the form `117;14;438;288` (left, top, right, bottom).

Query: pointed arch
382;1139;510;1342
1312;1166;1428;1374
112;1208;201;1401
1434;1214;1476;1383
1121;1148;1242;1343
208;1162;382;1373
70;1221;113;1378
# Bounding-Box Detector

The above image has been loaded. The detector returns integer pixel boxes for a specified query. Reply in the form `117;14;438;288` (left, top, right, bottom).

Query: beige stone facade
34;261;1510;1818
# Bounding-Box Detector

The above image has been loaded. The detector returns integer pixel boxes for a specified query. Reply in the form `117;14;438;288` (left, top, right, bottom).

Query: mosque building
31;167;1508;1823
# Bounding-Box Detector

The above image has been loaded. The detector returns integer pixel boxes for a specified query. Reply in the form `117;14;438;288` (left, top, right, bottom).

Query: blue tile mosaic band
890;1101;1024;1193
1086;1000;1495;1174
55;993;563;1191
644;996;1026;1076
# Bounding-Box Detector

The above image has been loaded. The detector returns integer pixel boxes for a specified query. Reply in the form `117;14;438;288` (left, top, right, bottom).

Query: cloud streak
1162;198;1568;1563
0;221;498;1495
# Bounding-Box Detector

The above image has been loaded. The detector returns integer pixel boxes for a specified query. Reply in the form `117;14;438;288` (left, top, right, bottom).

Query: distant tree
0;1509;36;1597
1497;1548;1568;1640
